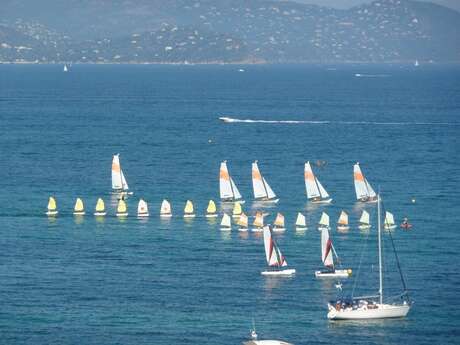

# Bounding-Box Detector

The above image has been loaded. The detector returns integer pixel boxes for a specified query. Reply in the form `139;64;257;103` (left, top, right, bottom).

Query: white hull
46;211;58;216
94;212;106;216
328;303;410;320
358;224;371;230
261;268;296;276
357;198;378;204
315;269;351;278
272;227;286;232
310;198;332;204
113;190;133;196
183;214;195;218
238;227;249;232
244;340;293;345
253;198;279;204
138;213;149;217
232;214;242;218
160;214;172;218
116;212;128;217
73;211;85;216
337;225;350;231
384;224;397;230
317;225;330;231
205;214;218;218
220;226;231;231
295;226;308;231
221;199;245;204
251;227;264;233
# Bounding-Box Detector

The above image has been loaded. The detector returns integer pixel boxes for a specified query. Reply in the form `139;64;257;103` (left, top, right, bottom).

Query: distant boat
261;226;295;276
238;68;245;72
252;161;278;203
305;161;332;203
183;200;195;218
73;197;85;216
295;212;308;231
252;211;265;232
272;212;286;232
318;212;330;230
205;200;218;218
414;59;419;67
337;210;350;231
220;213;232;231
63;64;68;72
137;199;149;217
219;161;244;203
94;198;106;216
358;210;371;230
46;196;58;216
353;162;377;203
237;212;249;232
112;154;132;196
232;202;243;218
384;211;397;230
116;199;128;217
400;217;413;230
315;227;352;278
160;199;172;217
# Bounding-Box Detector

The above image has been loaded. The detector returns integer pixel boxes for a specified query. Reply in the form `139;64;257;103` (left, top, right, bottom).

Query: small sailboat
252;161;279;203
46;196;58;216
261;226;295;276
272;212;286;232
94;198;106;216
160;199;172;217
337;210;350;231
205;200;218;218
384;211;396;230
220;213;232;231
318;212;330;230
295;212;308;231
112;154;132;196
305;161;332;203
137;199;149;217
183;200;195;218
252;211;264;232
414;59;419;67
353;163;377;203
116;199;128;217
237;212;249;232
232;202;243;218
358;210;371;230
327;194;411;320
63;64;68;72
73;198;85;215
315;227;352;278
219;161;244;204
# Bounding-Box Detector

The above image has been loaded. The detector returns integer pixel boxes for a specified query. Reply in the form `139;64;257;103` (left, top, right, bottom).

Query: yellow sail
95;198;105;212
253;211;264;227
117;199;127;213
47;197;57;211
206;200;217;214
233;202;242;216
184;200;194;214
338;210;348;225
74;198;84;212
274;213;285;227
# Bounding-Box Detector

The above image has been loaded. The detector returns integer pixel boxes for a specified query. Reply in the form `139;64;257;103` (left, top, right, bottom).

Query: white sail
319;212;330;227
321;228;334;268
263;226;287;267
295;212;306;227
305;161;320;199
112;154;129;191
360;210;370;225
354;163;375;200
220;161;242;200
384;211;395;226
316;178;330;199
263;177;277;199
221;213;231;227
366;179;377;198
160;199;171;215
230;178;242;200
337;211;348;225
120;170;129;190
252;161;277;200
137;199;149;216
274;213;285;228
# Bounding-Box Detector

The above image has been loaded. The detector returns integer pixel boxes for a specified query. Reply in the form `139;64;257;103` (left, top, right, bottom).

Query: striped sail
263;226;287;267
321;228;334;268
219;161;242;201
252;161;277;200
305;161;329;199
112;154;129;191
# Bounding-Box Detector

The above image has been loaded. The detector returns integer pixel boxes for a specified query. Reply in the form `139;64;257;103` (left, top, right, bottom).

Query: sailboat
205;200;218;218
315;227;352;278
414;59;419;67
305;161;332;203
137;199;149;217
384;211;397;230
219;161;244;203
46;196;58;216
337;210;350;231
183;200;195;218
160;199;172;217
116;199;128;217
261;226;296;276
73;198;85;215
252;161;279;203
295;212;308;231
63;64;68;72
232;202;243;218
220;213;232;231
237;212;249;232
112;154;132;196
272;213;286;232
252;211;264;232
353;163;377;202
318;212;330;230
94;198;106;216
358;210;371;230
327;194;411;319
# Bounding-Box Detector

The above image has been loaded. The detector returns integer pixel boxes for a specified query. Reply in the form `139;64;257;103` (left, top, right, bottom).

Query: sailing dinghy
205;200;218;218
183;200;195;218
252;211;265;232
219;161;244;204
337;210;350;231
73;198;85;215
220;213;232;231
353;163;377;203
237;212;249;232
94;198;106;216
137;199;149;217
232;202;243;218
315;227;352;278
46;196;58;216
252;161;279;203
305;161;332;203
318;212;330;230
384;211;397;230
327;194;411;320
358;210;371;230
112;154;133;196
160;199;172;217
261;226;295;276
295;212;308;231
272;213;286;232
116;199;128;217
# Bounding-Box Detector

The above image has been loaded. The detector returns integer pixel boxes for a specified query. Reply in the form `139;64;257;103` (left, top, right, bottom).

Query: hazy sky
295;0;460;12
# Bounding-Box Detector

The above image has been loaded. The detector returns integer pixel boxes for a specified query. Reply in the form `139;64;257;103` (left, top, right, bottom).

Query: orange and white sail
337;211;348;226
253;211;264;228
263;226;287;267
252;161;277;201
112;154;129;191
237;212;249;229
273;213;285;228
304;161;330;201
219;161;243;201
137;199;149;217
160;199;172;217
353;163;376;201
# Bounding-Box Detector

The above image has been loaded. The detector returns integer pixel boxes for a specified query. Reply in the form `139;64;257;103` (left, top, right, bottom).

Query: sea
0;63;459;345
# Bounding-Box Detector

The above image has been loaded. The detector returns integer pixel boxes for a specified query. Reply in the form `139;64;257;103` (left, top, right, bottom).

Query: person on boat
402;217;409;226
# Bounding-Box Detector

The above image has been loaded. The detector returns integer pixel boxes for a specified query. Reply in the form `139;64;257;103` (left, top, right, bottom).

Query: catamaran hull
221;199;245;204
327;304;410;320
261;269;296;276
94;212;106;216
205;214;218;218
311;198;333;204
183;214;195;218
46;211;58;216
253;198;279;204
73;212;85;216
315;269;351;278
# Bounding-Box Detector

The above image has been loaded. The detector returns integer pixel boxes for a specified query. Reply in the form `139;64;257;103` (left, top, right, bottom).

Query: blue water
0;64;459;344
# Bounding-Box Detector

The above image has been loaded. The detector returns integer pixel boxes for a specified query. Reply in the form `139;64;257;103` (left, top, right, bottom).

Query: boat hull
337;225;350;231
221;199;245;205
251;227;264;233
220;226;231;231
295;226;308;231
73;211;85;216
317;225;330;231
238;227;249;232
315;269;351;278
160;214;172;218
205;214;218;218
94;212;106;216
272;227;285;232
328;303;410;320
261;268;296;276
253;198;279;204
183;214;195;218
310;198;332;204
116;212;128;217
384;224;397;230
46;211;58;216
358;224;371;230
138;213;149;217
243;340;293;345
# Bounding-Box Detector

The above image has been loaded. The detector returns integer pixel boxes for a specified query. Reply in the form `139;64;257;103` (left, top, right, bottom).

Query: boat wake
354;73;390;78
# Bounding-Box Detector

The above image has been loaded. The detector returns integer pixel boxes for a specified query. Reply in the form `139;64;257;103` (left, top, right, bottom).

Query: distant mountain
0;0;459;63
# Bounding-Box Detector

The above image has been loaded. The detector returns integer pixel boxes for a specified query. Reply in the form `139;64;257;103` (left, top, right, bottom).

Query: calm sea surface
0;64;459;344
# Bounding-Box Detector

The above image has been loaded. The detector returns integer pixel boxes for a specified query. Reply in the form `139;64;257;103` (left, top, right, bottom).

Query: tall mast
378;193;383;304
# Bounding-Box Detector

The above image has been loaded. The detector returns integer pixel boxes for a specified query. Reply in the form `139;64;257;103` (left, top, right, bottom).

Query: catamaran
358;210;371;230
337;210;350;231
327;194;411;320
237;212;249;232
252;211;264;232
205;200;218;218
252;161;279;203
305;161;332;203
384;211;397;230
232;202;243;218
184;200;195;218
219;161;244;204
73;198;85;215
160;199;172;217
220;213;232;231
261;226;295;276
318;212;330;230
112;154;132;196
94;198;106;216
353;162;377;203
137;199;149;217
295;212;308;231
272;213;286;232
116;199;128;217
46;196;58;216
315;227;352;278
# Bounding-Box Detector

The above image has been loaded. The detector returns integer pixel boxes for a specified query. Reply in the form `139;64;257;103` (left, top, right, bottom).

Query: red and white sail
263;226;287;267
321;228;334;268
